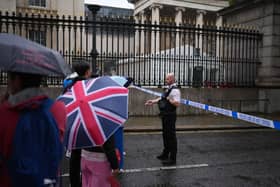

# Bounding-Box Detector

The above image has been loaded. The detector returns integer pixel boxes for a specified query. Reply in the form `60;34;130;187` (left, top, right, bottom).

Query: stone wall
127;87;272;116
1;86;279;116
0;0;16;12
219;0;280;87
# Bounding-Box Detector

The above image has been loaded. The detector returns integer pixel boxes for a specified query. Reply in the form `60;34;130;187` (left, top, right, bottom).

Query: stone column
215;15;223;57
215;14;224;83
255;2;280;87
196;10;206;54
139;11;146;54
150;4;162;53
196;10;206;26
134;15;140;55
175;7;185;48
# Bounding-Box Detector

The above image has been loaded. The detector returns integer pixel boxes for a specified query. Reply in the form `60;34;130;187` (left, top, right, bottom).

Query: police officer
145;73;181;165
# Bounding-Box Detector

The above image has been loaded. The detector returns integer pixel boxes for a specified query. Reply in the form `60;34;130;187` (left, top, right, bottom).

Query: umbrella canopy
57;76;129;150
110;75;133;88
0;33;71;76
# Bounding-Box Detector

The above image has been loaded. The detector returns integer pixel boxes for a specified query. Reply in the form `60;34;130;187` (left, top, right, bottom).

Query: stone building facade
0;0;84;49
130;0;229;53
219;0;280;87
0;0;84;17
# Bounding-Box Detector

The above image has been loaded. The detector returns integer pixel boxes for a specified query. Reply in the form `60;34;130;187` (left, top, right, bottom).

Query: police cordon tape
131;85;280;130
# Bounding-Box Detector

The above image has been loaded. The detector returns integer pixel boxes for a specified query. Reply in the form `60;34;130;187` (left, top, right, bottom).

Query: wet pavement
124;113;280;132
60;113;280;186
119;130;280;187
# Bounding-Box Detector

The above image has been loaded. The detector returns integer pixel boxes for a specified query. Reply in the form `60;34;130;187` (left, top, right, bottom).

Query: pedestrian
0;71;66;187
66;61;120;187
81;136;120;187
145;73;181;165
62;61;91;94
65;61;92;187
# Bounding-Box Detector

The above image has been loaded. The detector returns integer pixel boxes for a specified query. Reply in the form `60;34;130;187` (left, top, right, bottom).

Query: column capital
150;3;163;10
216;12;222;17
137;10;147;22
175;7;186;12
196;9;207;15
216;15;223;27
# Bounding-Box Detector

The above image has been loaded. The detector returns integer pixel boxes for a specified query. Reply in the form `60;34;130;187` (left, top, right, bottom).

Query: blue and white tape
131;85;280;130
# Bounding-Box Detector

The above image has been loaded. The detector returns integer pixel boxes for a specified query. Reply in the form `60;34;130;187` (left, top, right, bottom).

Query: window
29;0;46;7
29;30;46;46
97;7;133;17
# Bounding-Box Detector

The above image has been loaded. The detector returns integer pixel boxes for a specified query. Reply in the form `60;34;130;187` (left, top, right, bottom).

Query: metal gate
0;11;262;87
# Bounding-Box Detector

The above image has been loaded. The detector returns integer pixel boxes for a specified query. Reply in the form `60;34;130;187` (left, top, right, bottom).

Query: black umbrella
0;33;71;76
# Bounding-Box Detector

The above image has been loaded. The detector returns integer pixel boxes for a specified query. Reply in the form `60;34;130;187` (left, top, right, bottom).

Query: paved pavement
124;113;280;132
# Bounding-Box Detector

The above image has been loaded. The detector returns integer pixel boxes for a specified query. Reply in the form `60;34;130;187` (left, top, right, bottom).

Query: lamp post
88;4;100;75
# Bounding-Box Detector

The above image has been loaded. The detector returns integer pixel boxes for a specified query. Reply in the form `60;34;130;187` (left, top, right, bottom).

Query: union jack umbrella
110;75;133;88
57;76;129;150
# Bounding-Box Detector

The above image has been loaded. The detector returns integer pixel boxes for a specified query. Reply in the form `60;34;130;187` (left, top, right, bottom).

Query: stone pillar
215;15;223;57
134;15;140;55
196;10;206;26
175;7;185;48
139;11;146;54
215;14;224;83
196;10;206;54
150;4;162;53
255;3;280;87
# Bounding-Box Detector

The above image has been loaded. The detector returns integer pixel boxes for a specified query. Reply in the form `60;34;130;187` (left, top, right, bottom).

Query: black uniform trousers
161;113;177;160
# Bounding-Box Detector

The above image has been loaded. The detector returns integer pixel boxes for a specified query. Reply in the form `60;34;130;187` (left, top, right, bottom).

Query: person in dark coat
66;61;119;187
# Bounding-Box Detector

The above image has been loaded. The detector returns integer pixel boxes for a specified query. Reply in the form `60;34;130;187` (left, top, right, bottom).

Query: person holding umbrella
64;61;120;187
64;61;92;187
0;72;66;187
0;33;71;186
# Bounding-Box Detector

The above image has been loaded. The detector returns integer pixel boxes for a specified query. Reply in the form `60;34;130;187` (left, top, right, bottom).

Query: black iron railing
0;11;262;87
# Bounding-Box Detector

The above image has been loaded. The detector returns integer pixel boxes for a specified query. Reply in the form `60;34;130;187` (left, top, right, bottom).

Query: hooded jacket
0;88;66;187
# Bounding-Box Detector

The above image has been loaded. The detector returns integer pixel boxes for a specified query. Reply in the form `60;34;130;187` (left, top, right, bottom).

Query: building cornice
218;0;268;16
17;6;58;16
134;0;229;15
